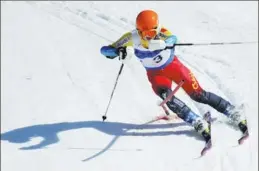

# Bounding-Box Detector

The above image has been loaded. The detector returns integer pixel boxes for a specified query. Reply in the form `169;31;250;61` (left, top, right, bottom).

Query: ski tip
201;146;211;156
238;133;249;145
201;140;212;156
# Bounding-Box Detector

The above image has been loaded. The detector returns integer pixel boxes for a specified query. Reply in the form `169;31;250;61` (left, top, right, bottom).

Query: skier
100;9;248;143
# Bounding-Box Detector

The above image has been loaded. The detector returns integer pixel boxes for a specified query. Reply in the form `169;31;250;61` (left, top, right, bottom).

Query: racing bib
139;49;173;69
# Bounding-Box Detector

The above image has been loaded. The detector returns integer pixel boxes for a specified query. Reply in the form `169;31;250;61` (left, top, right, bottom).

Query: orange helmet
136;10;160;40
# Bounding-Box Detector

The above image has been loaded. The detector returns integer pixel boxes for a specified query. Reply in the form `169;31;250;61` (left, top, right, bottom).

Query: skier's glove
148;35;177;51
148;39;167;51
117;46;134;64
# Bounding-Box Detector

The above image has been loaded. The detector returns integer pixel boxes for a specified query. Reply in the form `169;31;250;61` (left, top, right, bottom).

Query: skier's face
137;26;159;40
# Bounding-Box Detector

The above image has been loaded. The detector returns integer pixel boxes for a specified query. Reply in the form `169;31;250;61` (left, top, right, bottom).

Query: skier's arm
147;27;178;51
159;27;177;47
100;32;133;59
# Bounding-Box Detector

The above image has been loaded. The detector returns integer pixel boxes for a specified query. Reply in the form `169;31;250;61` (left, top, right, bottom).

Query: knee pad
190;90;230;113
157;87;190;119
157;87;171;100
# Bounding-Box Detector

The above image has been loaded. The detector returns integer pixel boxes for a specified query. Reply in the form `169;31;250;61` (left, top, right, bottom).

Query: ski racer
100;9;248;143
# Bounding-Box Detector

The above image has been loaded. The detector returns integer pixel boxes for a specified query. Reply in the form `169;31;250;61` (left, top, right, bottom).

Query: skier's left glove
117;46;134;64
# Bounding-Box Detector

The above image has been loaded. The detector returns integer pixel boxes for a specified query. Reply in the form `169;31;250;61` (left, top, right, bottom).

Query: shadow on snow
1;120;203;161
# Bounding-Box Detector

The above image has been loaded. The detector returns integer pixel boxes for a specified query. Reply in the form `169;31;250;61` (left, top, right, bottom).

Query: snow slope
1;1;258;171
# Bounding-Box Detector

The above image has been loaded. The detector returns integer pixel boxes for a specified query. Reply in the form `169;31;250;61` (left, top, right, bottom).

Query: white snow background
1;1;258;171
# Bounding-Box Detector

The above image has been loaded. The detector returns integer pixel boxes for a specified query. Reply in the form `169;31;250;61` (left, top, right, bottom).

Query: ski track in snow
2;1;258;171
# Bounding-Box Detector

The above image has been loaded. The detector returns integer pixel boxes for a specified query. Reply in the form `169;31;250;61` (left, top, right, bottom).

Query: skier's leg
191;90;247;133
170;57;247;133
157;87;211;142
146;72;211;142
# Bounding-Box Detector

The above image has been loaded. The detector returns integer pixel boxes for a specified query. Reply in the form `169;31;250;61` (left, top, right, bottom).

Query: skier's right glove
148;39;167;51
117;46;134;64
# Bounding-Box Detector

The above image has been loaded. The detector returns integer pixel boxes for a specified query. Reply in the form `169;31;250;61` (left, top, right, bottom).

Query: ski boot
238;120;249;144
193;118;211;143
225;104;249;144
193;118;212;155
225;104;248;134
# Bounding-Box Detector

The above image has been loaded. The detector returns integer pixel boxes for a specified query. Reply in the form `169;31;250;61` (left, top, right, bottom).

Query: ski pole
102;63;124;121
169;41;258;47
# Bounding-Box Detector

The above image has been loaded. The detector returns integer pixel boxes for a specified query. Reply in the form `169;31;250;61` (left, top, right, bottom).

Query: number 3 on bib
140;49;173;69
153;55;163;63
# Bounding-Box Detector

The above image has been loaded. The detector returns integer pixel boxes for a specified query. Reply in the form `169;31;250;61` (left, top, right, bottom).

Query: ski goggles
137;26;160;40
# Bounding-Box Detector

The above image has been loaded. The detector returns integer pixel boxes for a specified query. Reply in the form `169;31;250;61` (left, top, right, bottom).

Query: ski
201;139;212;156
200;111;213;156
225;104;250;145
202;106;250;149
229;104;250;145
238;130;249;145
